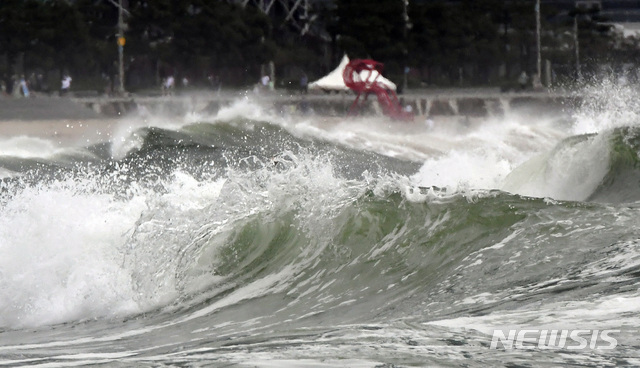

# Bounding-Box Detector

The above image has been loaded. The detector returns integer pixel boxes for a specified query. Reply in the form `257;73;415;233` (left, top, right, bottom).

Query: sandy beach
0;96;118;145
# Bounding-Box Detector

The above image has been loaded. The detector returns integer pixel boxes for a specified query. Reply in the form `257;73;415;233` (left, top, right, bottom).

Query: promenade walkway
70;87;578;118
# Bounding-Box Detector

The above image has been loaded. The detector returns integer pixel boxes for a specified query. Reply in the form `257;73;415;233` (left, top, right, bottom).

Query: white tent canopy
308;55;397;91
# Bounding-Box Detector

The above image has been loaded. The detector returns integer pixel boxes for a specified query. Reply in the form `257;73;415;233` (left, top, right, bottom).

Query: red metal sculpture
342;59;413;121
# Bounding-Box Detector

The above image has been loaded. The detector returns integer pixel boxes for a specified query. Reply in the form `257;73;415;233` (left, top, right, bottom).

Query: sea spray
0;136;65;159
0;175;146;328
411;118;566;193
572;76;640;135
0;90;639;366
501;133;611;201
500;76;640;201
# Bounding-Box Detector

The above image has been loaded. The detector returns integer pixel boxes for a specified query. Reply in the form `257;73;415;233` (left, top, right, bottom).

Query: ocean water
0;85;639;367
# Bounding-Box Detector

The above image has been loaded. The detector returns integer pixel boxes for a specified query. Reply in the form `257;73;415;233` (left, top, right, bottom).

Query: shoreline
0;119;118;146
0;88;575;143
72;88;576;120
0;95;117;144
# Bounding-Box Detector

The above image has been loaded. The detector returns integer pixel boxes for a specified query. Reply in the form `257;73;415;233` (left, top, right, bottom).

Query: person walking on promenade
518;71;528;91
61;74;72;96
19;75;29;97
163;75;175;96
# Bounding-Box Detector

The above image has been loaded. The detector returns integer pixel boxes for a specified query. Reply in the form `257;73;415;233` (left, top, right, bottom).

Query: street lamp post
574;12;581;79
107;0;128;95
117;0;124;94
403;0;410;92
535;0;542;85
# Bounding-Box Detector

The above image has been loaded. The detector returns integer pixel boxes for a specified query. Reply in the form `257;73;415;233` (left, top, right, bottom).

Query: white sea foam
427;292;640;337
0;178;146;328
501;132;611;201
409;117;566;193
0;136;65;158
214;96;279;122
0;86;634;328
0;170;237;329
572;78;640;135
0;144;363;329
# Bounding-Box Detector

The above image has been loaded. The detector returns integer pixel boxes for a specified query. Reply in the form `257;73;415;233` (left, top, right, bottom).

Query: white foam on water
0;179;146;328
0;140;364;330
108;96;282;160
0;136;65;158
110;105;202;160
214;96;279;122
409;116;566;193
0;167;18;179
0;84;635;330
498;78;640;200
401;80;640;199
0;167;236;329
0;94;561;199
501;132;611;201
279;109;574;197
426;292;640;336
572;78;640;135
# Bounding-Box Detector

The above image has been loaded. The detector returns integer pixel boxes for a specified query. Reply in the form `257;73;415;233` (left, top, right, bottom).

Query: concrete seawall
72;88;581;119
0;89;579;144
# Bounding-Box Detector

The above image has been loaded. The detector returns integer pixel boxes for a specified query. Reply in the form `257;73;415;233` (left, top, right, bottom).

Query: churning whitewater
1;84;639;367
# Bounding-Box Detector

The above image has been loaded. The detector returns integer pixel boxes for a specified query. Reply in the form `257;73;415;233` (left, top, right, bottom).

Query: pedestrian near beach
518;71;528;91
425;115;434;130
19;75;29;97
102;73;113;96
163;75;175;96
261;75;272;92
61;74;72;96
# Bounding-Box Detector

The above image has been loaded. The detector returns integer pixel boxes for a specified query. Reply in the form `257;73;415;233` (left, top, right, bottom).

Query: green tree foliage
0;0;91;74
128;0;276;86
0;0;29;75
74;0;119;75
409;0;505;85
330;0;407;77
572;6;616;75
0;0;636;90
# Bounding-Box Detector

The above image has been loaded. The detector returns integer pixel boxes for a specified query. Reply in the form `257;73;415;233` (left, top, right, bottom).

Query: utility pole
117;0;124;94
403;0;410;92
107;0;128;94
574;12;581;79
535;0;542;85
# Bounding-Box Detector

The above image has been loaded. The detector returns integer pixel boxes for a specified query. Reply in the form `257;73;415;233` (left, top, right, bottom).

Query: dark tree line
127;0;276;88
0;0;636;94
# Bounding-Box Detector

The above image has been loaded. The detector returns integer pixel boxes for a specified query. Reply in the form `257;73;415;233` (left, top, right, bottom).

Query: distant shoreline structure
71;88;578;120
